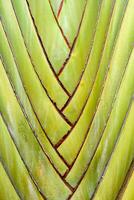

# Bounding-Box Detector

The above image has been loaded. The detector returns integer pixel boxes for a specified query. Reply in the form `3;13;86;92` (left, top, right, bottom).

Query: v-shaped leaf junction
0;0;134;199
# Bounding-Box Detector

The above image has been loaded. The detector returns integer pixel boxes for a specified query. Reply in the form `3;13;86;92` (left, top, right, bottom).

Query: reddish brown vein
60;0;114;112
1;22;71;170
25;0;71;97
1;58;74;192
67;47;132;179
48;0;71;49
57;0;88;76
57;0;64;18
56;0;114;148
67;88;133;200
66;49;133;200
59;1;102;110
57;0;128;155
11;1;73;127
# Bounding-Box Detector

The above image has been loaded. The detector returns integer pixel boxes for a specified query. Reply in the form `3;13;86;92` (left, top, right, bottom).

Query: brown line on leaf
57;0;88;76
56;0;115;148
25;0;71;97
59;0;103;108
57;0;64;18
1;23;70;171
56;0;127;152
56;62;102;150
1;58;73;192
0;113;47;200
10;1;73;127
48;0;71;49
60;0;117;113
57;0;128;157
67;49;133;199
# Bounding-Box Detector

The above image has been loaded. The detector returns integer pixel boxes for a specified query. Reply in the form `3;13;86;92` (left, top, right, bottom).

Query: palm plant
0;0;134;199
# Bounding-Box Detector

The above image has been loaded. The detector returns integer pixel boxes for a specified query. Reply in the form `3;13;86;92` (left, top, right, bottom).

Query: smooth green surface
0;116;43;200
0;162;20;200
121;171;134;200
58;0;87;45
58;0;134;165
67;47;134;196
0;0;133;199
72;99;134;199
0;0;71;145
63;0;128;123
0;22;68;175
59;0;102;93
50;0;87;45
27;0;69;72
11;0;69;109
93;102;134;200
0;60;71;200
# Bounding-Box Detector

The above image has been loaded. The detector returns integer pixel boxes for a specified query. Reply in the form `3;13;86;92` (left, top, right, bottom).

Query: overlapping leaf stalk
0;0;134;199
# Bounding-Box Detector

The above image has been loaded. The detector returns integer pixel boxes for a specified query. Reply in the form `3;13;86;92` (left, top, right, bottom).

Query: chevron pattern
0;0;134;199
